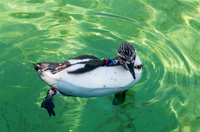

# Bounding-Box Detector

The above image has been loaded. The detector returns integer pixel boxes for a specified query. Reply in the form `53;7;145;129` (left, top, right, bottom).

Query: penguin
34;42;143;116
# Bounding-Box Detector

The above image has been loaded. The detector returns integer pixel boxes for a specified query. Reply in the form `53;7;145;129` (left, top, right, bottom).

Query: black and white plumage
34;42;143;116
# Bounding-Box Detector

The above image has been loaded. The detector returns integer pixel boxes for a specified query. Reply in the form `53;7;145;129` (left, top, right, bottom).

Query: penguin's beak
117;56;136;80
126;62;135;80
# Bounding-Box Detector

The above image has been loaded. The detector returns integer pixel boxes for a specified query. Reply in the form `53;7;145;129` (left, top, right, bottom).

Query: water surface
0;0;200;131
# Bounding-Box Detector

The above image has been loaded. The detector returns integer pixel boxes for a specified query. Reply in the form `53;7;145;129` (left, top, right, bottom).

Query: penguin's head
117;42;136;79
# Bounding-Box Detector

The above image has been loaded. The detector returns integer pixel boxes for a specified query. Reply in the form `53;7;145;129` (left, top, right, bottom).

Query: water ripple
0;0;200;131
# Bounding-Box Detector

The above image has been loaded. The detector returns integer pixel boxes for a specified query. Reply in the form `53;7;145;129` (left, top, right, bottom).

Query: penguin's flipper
68;59;105;74
72;55;98;60
112;90;127;105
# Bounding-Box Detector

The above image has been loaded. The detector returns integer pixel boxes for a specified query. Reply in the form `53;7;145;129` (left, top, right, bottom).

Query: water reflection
0;0;200;131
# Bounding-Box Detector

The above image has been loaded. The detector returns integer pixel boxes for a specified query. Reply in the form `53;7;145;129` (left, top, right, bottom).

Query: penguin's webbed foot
41;89;56;116
41;97;55;116
112;90;127;105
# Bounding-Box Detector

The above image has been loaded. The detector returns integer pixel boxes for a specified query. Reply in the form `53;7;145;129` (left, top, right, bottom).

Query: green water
0;0;200;131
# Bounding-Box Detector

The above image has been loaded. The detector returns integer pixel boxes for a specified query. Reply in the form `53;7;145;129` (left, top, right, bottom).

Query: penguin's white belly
41;65;142;97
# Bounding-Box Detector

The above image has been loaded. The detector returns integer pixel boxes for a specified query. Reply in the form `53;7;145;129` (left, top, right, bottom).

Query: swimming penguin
34;42;143;116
